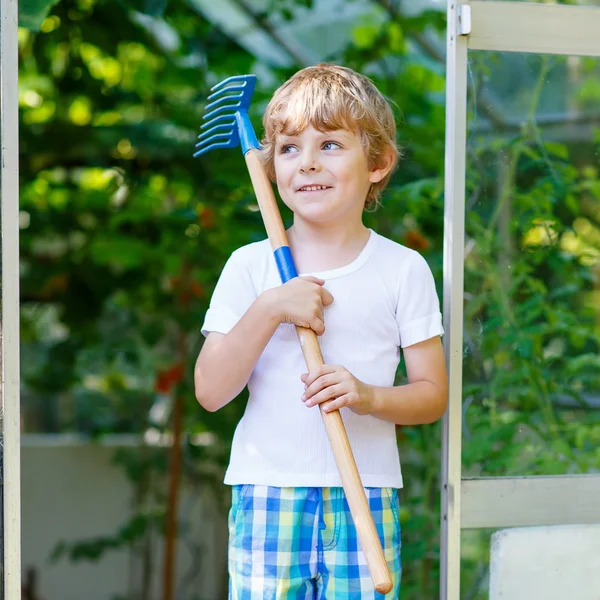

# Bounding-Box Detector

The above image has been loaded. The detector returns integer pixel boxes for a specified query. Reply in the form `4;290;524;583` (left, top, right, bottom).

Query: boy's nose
299;158;321;173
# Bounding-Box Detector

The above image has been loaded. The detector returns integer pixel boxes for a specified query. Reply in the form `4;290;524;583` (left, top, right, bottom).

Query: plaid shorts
228;485;402;599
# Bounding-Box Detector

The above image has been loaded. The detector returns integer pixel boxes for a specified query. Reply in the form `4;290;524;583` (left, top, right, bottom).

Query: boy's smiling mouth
297;185;333;192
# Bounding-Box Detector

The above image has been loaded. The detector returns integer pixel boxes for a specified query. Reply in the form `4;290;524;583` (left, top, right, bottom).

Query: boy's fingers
305;373;336;397
321;288;334;306
316;304;324;321
310;318;325;335
322;394;351;413
305;384;344;407
303;365;337;388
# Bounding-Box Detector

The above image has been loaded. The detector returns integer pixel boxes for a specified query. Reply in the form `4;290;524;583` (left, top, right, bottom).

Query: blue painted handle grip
236;111;260;154
273;246;298;283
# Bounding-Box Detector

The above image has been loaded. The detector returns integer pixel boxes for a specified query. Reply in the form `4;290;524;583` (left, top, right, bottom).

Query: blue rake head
194;74;260;158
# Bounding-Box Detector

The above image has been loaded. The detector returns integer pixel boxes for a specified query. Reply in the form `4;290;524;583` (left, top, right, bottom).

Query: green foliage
18;2;600;600
52;513;156;562
20;0;62;30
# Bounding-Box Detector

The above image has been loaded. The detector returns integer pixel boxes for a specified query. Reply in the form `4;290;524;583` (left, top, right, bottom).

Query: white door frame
1;0;22;597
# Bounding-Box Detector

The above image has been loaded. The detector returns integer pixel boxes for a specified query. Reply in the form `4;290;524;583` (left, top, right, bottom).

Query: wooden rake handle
244;149;393;595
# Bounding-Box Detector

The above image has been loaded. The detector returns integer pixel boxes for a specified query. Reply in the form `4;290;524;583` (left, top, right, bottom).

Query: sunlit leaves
68;95;92;124
20;0;63;30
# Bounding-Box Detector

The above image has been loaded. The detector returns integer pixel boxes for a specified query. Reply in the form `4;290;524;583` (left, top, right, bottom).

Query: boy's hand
265;276;334;335
300;365;375;415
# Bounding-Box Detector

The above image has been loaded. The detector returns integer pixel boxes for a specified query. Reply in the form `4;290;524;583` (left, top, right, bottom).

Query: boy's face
273;124;386;227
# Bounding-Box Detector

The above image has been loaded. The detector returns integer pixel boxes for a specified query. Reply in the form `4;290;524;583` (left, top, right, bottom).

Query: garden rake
194;74;392;594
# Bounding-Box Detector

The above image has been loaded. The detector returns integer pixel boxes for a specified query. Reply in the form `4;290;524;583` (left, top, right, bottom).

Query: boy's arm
194;293;281;412
369;336;448;424
301;336;448;425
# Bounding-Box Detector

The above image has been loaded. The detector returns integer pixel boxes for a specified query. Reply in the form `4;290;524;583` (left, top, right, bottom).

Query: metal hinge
457;4;471;36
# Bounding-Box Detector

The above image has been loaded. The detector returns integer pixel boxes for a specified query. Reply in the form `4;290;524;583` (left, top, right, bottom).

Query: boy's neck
286;221;371;274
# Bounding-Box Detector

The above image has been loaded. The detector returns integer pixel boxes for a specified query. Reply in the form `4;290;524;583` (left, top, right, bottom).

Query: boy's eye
280;144;298;154
323;141;342;151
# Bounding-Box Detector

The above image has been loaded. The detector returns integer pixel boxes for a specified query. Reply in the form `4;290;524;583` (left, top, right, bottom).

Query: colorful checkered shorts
228;485;402;599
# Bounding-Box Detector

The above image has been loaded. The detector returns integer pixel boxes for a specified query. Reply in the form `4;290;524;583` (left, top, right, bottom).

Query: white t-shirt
201;229;444;488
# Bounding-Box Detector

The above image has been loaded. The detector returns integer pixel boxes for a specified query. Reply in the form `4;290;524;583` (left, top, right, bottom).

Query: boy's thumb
301;276;325;285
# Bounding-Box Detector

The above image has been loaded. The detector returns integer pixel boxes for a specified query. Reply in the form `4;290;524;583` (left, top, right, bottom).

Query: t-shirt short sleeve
396;251;444;348
201;250;257;337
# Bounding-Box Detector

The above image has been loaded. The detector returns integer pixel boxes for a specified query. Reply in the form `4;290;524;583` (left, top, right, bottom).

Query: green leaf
544;142;569;160
144;0;168;17
19;0;62;30
352;22;382;49
386;22;404;53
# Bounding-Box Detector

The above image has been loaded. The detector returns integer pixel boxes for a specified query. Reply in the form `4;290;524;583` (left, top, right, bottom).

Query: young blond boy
195;64;448;599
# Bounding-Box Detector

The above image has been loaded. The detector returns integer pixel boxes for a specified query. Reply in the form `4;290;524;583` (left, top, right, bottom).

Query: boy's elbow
196;391;216;412
416;382;448;425
195;390;221;412
429;386;448;423
196;388;223;412
194;374;221;412
194;357;245;412
202;401;221;413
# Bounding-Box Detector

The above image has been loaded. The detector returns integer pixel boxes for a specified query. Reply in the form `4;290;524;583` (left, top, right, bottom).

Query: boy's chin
293;208;342;225
282;199;329;220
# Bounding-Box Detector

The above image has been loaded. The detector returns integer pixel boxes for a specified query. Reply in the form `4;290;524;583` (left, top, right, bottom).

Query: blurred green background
15;0;600;598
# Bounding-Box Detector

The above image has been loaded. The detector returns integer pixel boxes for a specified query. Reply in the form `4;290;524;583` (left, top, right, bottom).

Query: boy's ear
368;147;396;184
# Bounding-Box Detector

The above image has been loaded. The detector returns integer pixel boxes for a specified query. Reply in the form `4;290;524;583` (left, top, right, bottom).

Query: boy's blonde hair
260;64;400;210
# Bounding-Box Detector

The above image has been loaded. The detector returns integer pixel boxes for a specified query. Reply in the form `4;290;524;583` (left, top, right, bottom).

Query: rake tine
207;85;247;102
198;123;235;141
193;141;234;158
200;114;235;131
203;102;242;122
210;74;255;92
195;132;232;148
205;92;244;112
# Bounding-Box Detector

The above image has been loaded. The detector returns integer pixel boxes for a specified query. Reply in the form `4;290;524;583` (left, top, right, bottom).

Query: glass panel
462;51;600;478
461;530;494;600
